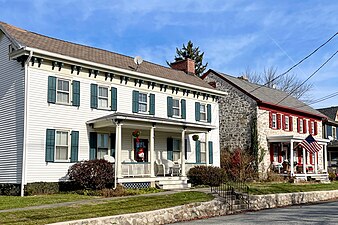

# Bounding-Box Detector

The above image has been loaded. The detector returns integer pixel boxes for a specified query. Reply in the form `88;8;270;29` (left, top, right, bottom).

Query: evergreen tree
167;40;208;77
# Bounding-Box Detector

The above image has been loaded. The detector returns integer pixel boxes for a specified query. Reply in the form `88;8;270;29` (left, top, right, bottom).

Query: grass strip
0;191;213;225
249;181;338;195
0;194;97;210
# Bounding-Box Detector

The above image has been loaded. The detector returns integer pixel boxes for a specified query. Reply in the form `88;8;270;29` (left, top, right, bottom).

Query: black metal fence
211;180;250;211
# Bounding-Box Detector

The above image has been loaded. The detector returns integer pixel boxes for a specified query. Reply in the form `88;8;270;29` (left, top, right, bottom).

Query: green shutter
196;140;201;163
181;99;186;119
110;133;116;158
45;129;55;162
111;87;117;111
167;138;173;161
89;132;97;160
132;90;139;113
72;80;80;107
208;141;213;164
47;76;56;103
195;102;200;121
167;97;173;117
70;131;79;162
90;84;98;109
149;94;155;115
207;104;212;123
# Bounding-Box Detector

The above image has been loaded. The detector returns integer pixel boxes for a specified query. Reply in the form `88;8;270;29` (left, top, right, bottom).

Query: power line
249;32;338;94
275;50;338;105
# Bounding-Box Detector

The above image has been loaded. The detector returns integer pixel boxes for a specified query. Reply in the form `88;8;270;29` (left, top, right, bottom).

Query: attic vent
237;75;248;81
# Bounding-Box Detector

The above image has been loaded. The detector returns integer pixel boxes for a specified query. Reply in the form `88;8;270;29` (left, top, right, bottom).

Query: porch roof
86;112;216;130
267;135;330;144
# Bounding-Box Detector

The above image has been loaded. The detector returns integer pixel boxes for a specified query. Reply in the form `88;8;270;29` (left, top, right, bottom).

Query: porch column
115;123;122;178
205;132;209;166
324;144;328;172
314;150;318;174
181;129;186;176
150;126;155;177
303;148;306;175
290;140;294;176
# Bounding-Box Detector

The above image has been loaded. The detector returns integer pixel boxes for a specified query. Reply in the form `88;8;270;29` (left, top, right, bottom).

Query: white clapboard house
0;22;224;193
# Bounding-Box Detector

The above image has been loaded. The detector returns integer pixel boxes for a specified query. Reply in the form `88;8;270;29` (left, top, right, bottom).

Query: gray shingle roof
210;70;326;118
0;21;214;90
317;106;338;121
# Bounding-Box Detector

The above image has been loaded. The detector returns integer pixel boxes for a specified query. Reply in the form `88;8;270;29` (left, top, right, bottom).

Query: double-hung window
172;99;180;117
299;119;304;133
55;131;69;161
311;121;315;134
98;86;109;109
97;133;109;159
272;114;277;129
333;127;337;140
173;139;181;161
200;142;206;163
285;116;289;131
138;93;148;113
200;104;207;121
57;79;70;104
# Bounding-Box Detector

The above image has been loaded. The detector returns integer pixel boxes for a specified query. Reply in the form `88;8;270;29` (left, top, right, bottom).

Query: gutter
21;47;226;96
21;50;33;196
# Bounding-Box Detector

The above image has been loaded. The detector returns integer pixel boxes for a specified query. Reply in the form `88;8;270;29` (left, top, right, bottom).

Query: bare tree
241;66;313;102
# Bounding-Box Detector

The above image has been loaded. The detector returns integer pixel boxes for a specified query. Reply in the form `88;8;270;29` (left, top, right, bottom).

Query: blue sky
1;0;337;108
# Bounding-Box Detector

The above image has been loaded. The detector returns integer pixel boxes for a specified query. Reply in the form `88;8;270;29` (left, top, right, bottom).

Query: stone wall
250;190;338;211
204;72;257;151
49;198;228;225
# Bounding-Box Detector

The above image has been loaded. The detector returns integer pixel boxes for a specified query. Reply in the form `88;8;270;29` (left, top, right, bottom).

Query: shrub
187;166;226;186
329;172;337;181
68;159;115;190
221;148;257;181
24;181;80;196
0;183;20;196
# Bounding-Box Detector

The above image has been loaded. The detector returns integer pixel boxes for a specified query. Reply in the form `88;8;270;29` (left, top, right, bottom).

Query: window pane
139;103;147;112
99;87;108;97
173;139;180;151
200;113;206;121
173;108;180;116
201;152;206;163
58;80;63;90
56;146;68;160
97;148;108;159
98;134;108;148
99;98;108;108
139;93;147;103
56;131;68;145
63;81;69;91
200;105;206;112
173;99;179;107
173;152;180;161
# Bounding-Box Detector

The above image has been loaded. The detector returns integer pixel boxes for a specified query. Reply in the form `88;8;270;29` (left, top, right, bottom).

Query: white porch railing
121;162;151;177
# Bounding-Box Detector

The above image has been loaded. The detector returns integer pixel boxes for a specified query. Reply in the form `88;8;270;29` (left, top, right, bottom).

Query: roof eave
0;23;23;49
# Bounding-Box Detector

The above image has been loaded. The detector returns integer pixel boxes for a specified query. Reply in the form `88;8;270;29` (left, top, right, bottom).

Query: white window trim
172;98;181;118
272;113;277;129
311;121;315;134
98;85;110;110
200;104;207;122
299;119;304;133
54;130;71;162
333;127;337;140
97;133;110;159
200;141;206;163
56;78;71;105
138;92;149;114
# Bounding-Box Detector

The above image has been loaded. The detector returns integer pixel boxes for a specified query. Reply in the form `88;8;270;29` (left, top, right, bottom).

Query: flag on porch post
299;134;321;153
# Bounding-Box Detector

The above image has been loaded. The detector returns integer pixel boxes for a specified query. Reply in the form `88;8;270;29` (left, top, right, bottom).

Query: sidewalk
0;188;211;213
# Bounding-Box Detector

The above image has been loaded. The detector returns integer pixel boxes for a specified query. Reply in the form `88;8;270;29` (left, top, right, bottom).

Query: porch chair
155;159;174;176
103;155;115;163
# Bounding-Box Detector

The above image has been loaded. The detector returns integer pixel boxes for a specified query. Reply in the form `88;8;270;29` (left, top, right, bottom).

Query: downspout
21;50;33;196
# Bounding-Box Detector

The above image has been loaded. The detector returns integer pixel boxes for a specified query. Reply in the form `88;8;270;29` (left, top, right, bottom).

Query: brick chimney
170;58;195;75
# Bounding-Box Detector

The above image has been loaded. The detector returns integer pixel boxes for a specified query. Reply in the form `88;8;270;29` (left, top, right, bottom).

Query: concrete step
160;183;191;190
158;180;188;185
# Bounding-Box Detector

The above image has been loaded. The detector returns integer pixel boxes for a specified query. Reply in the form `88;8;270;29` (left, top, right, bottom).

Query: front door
134;139;148;162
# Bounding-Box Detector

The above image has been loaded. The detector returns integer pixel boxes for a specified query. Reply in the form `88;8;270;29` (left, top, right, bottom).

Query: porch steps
156;177;191;190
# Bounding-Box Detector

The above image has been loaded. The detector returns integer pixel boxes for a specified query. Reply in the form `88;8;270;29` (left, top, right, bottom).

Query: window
200;142;206;163
97;133;109;159
139;93;148;113
173;139;180;161
311;121;315;134
299;119;303;133
55;131;69;161
272;114;277;129
98;86;109;109
172;99;180;117
333;127;337;140
200;104;207;121
57;79;70;104
285;116;289;131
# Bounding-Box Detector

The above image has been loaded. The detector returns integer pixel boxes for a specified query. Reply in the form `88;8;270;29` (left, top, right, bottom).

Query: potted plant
192;134;199;141
132;130;141;138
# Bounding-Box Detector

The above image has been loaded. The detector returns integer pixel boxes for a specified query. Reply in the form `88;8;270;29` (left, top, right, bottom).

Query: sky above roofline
0;0;337;108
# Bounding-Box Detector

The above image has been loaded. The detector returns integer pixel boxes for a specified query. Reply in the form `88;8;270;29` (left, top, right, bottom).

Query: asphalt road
174;200;338;225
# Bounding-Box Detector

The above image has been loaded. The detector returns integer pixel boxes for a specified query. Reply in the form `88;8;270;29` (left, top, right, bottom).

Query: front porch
268;135;330;181
87;113;216;189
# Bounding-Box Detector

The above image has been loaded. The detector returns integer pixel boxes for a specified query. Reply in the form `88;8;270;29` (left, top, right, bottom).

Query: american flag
299;134;322;153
